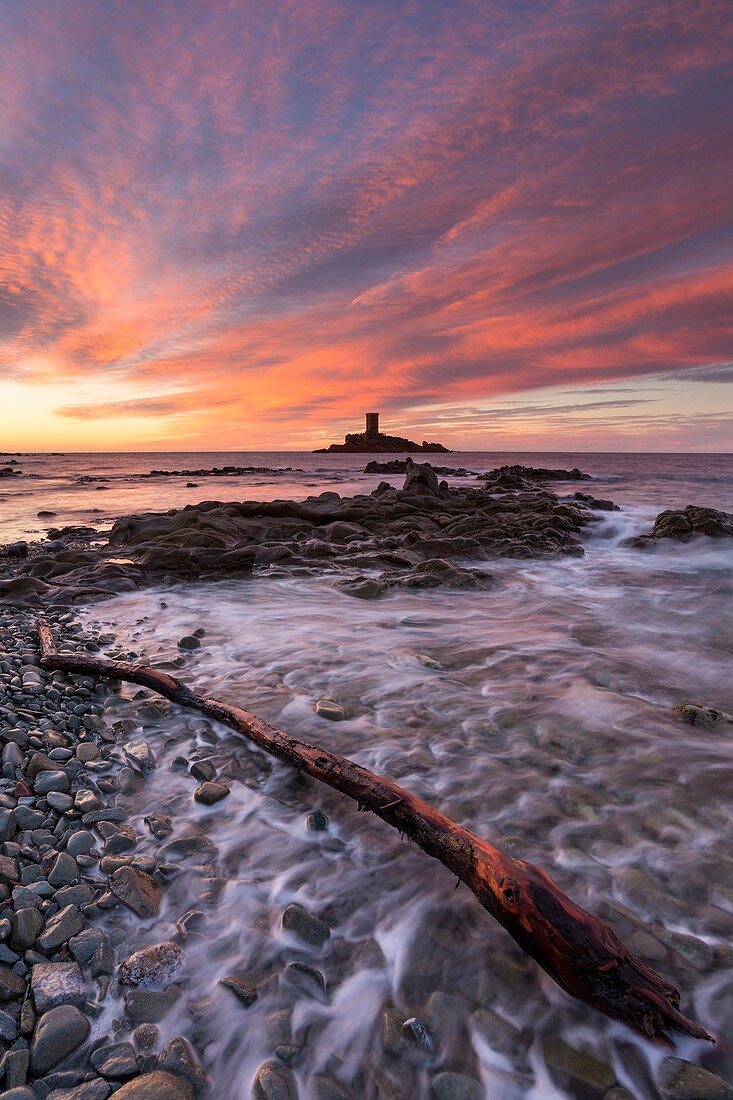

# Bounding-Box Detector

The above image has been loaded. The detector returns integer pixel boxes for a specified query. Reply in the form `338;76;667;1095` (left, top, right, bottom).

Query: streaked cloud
0;0;731;449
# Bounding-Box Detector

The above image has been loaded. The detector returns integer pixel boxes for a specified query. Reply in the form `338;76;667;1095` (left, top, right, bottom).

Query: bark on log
37;618;712;1045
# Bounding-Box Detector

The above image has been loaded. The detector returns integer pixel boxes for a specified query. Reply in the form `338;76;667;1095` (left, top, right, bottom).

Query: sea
3;451;733;1098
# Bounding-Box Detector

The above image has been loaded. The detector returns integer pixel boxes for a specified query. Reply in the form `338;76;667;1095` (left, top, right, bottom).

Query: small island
313;412;452;453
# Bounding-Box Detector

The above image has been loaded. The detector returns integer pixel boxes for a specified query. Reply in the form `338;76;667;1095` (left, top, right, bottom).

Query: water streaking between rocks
0;453;731;1100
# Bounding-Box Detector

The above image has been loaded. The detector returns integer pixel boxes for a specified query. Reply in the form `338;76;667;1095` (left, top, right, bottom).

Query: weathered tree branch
37;619;712;1045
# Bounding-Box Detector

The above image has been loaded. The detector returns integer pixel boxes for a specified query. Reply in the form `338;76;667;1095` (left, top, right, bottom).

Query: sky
1;0;732;452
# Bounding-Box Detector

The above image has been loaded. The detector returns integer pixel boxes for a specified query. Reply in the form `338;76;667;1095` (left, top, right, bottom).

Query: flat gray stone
30;1004;91;1075
109;866;161;917
543;1037;616;1098
31;962;86;1012
124;986;182;1024
47;1080;111;1099
37;904;85;953
659;1057;733;1099
48;852;79;887
90;1040;139;1077
10;906;44;950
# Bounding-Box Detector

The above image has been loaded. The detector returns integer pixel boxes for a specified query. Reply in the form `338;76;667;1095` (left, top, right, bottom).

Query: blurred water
82;503;733;1100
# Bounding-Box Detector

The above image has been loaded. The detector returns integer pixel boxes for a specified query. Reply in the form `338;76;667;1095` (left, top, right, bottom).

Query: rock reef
0;463;601;606
631;504;733;547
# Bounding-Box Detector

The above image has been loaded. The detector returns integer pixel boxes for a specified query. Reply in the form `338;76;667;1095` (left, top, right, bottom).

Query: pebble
29;1004;91;1075
124;986;182;1024
37;904;85;953
430;1072;482;1100
178;636;201;650
159;1035;209;1094
254;1061;299;1100
193;781;230;805
219;971;258;1007
48;851;79;886
314;699;346;721
306;811;328;832
90;1041;139;1077
109;866;162;917
659;1057;733;1099
543;1036;616;1097
189;760;216;782
123;740;156;773
284;961;326;1000
113;1071;193;1099
281;902;331;946
118;941;184;989
31;962;87;1012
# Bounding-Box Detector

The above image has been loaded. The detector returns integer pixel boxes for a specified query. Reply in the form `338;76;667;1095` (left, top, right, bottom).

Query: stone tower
365;412;379;439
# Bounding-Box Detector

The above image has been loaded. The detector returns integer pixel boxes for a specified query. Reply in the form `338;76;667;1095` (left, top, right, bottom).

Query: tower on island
312;410;451;452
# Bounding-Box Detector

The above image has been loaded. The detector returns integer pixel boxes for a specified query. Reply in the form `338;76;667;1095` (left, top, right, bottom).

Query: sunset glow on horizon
1;0;732;451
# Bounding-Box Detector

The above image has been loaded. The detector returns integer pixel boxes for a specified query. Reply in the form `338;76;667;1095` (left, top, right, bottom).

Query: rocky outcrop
479;464;592;491
364;460;475;476
316;433;450;453
1;463;600;605
631;505;733;547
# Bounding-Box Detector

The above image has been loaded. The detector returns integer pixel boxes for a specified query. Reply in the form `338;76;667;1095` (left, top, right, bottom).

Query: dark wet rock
284;961;326;1000
133;1022;160;1049
314;699;346;721
124;986;182;1024
178;636;201;650
109;866;161;917
159;1035;208;1095
113;1071;193;1099
281;903;330;946
631;504;733;547
31;962;86;1012
543;1036;616;1098
573;491;620;511
10;906;44;950
30;1004;91;1075
124;740;156;773
90;1041;139;1077
144;814;174;838
219;971;258;1007
37;904;85;953
675;703;733;731
48;1080;113;1098
390;557;494;590
430;1071;482;1100
335;575;387;599
68;928;107;965
658;1057;733;1099
193;780;230;804
480;463;591;486
48;851;79;886
159;833;219;864
253;1060;300;1100
306;811;329;832
403;459;441;496
401;1015;433;1050
118;942;184;989
189;760;216;782
471;1006;528;1063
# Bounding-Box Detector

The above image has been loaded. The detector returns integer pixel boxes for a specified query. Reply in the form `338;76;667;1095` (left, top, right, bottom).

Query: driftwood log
37;619;712;1045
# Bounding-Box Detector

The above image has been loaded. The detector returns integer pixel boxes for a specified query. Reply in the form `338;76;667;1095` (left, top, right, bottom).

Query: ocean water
22;449;726;1099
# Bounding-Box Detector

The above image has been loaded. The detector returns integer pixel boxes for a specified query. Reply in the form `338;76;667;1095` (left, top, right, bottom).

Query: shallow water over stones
81;512;733;1100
